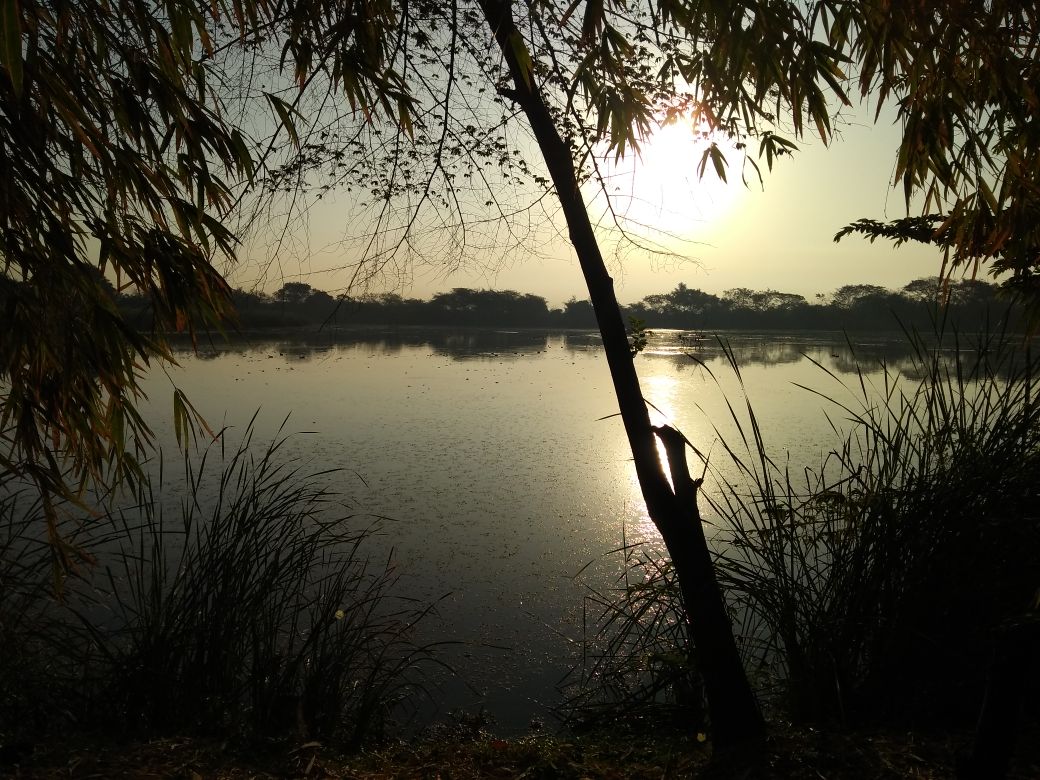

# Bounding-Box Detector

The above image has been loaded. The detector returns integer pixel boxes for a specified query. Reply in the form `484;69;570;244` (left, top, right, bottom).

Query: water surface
140;327;918;730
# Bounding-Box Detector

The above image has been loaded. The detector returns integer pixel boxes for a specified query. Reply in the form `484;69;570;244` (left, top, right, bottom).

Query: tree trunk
478;0;766;750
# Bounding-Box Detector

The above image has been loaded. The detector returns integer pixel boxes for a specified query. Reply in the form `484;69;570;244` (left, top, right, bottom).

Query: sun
611;117;745;239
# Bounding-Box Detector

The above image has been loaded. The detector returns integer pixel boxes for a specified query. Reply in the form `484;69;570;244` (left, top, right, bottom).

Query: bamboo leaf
558;0;584;27
709;143;728;183
697;146;710;180
507;32;534;90
0;0;21;96
173;389;187;450
265;92;300;149
582;0;604;42
397;97;414;139
168;3;193;63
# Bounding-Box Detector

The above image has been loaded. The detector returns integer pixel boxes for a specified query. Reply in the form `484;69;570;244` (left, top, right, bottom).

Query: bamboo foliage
832;2;1040;288
3;0;1037;556
0;0;413;535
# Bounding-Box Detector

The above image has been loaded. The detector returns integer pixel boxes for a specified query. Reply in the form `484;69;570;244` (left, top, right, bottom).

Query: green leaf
397;97;414;139
265;92;301;149
627;316;651;356
695;143;731;184
173;389;188;450
507;32;534;90
0;0;22;96
172;387;214;451
582;0;605;42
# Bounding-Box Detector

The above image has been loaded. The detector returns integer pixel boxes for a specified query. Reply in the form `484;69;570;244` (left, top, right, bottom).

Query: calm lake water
138;327;921;732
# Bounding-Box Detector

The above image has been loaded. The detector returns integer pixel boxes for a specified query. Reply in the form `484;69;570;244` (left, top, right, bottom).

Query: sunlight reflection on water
133;326;918;732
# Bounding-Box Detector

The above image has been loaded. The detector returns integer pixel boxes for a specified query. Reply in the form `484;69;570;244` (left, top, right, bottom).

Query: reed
566;322;1038;730
561;528;702;732
708;322;1039;725
0;419;437;746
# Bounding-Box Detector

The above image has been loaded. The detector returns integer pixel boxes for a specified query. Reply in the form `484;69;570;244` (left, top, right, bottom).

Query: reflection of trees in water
167;328;554;361
672;332;1029;382
351;339;407;355
427;330;551;358
636;331;1021;382
322;327;552;358
161;329;1023;379
822;334;1028;383
695;339;807;368
629;332;918;374
560;331;603;350
275;343;334;362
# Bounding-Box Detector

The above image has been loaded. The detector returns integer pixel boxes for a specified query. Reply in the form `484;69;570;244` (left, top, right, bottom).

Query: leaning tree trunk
477;0;765;751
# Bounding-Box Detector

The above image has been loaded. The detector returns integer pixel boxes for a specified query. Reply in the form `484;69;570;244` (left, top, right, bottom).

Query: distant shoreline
118;278;1023;335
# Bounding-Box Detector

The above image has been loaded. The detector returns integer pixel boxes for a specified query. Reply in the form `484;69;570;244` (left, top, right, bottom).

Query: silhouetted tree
560;298;597;328
901;277;946;304
723;288;756;311
274;283;316;306
634;284;722;326
831;284;891;310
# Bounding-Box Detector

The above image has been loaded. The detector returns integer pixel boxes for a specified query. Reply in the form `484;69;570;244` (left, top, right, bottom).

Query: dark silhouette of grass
707;322;1039;727
566;322;1037;767
0;418;441;748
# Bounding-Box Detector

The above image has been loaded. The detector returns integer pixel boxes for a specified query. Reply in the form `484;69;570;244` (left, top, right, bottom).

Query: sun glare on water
612;118;744;241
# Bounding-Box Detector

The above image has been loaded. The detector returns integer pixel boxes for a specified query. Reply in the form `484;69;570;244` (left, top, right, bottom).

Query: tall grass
566;324;1038;730
709;324;1039;725
561;530;702;732
0;420;438;746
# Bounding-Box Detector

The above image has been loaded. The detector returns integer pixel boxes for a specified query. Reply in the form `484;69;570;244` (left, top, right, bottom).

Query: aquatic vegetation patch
0;420;439;747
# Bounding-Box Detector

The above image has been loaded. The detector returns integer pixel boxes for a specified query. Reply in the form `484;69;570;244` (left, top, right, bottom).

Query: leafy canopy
831;1;1040;292
0;0;410;543
2;0;1037;537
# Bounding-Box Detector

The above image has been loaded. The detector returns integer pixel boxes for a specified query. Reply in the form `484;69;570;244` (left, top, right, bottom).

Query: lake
138;327;920;732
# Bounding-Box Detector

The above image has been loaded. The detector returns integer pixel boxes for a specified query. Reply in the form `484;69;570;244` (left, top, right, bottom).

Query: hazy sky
234;104;954;308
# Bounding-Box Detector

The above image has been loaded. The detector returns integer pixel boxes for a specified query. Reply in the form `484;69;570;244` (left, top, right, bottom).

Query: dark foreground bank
7;721;1040;779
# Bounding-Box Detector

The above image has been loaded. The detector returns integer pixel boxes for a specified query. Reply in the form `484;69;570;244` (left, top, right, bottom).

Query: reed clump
568;324;1038;733
562;537;702;732
0;421;436;748
710;324;1039;726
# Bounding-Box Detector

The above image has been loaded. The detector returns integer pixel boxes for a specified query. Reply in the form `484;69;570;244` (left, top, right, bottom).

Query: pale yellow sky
233;104;955;308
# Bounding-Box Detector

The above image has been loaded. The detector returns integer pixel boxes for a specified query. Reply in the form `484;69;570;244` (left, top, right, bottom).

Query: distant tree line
623;279;1018;330
116;277;1019;331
